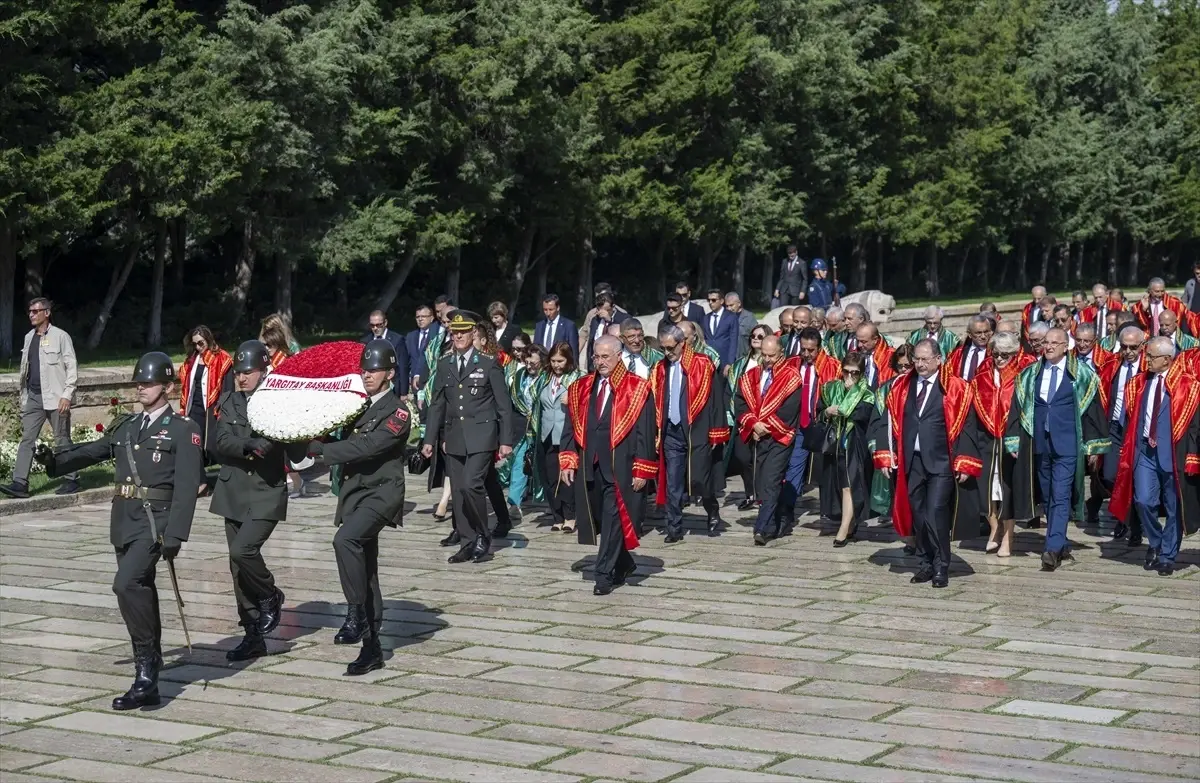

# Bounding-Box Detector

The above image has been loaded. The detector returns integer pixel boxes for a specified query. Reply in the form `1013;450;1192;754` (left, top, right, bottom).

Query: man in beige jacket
1;298;79;498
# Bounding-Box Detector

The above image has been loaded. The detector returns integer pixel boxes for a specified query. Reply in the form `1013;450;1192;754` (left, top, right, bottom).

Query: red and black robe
558;363;658;549
869;369;981;538
649;346;730;504
1109;363;1200;535
733;361;803;499
968;357;1021;523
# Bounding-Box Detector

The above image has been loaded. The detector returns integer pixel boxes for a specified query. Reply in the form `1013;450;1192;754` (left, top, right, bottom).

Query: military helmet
233;340;272;373
361;338;397;371
132;351;176;384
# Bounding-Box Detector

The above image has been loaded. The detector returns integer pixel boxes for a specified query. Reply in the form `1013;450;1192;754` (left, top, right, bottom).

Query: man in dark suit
302;339;411;676
422;310;514;564
487;302;521;351
774;245;808;306
702;288;739;371
534;294;578;357
405;304;441;394
208;340;288;663
587;292;629;363
664;281;705;325
364;310;410;399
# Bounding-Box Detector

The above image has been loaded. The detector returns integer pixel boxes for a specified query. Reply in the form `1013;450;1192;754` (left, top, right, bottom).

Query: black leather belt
114;484;174;502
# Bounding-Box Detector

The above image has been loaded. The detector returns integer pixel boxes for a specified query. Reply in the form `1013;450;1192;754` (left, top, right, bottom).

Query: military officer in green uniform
422;310;514;565
300;339;410;676
36;352;203;710
208;340;287;662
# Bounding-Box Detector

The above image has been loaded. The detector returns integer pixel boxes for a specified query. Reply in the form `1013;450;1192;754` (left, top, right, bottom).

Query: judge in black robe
559;339;658;594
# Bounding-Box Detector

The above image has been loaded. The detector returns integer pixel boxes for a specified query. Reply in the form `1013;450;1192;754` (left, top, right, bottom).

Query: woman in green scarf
532;343;583;532
816;351;877;546
497;344;546;509
724;325;769;509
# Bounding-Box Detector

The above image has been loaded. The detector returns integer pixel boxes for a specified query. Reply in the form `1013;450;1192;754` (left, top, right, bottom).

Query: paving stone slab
671;769;826;783
154;749;391;783
645;635;845;661
614;680;893;720
579;658;803;692
402;692;633;731
394;673;628;709
890;672;1090;702
194;731;354;761
0;750;56;771
0;702;68;724
0;726;180;764
619;718;892;762
483;723;777;770
1017;669;1200;699
333;747;583;783
349;725;566;765
767;757;983;783
544;750;690;782
306;701;499;734
37;711;221;743
878;745;1188;783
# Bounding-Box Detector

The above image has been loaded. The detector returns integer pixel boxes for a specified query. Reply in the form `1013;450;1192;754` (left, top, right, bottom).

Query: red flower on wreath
110;397;119;406
95;423;105;432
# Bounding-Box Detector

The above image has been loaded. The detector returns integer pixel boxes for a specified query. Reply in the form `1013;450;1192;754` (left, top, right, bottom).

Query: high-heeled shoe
985;541;1000;554
561;520;576;534
832;536;854;548
433;505;449;522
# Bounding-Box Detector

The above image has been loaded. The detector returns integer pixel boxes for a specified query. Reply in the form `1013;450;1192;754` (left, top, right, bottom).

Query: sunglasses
843;370;862;377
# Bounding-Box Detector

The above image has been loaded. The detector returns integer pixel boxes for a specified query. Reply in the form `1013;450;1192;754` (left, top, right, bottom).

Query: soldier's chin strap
123;435;191;654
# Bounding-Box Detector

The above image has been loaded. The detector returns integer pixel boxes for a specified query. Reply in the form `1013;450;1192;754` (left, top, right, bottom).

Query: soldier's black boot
112;642;162;710
226;625;268;662
255;588;285;635
345;622;384;676
334;604;368;645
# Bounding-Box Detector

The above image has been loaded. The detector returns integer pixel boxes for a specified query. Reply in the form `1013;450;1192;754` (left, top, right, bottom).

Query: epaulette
107;412;137;434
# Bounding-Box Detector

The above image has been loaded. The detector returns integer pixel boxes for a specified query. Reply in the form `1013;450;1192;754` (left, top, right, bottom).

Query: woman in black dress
815;352;876;546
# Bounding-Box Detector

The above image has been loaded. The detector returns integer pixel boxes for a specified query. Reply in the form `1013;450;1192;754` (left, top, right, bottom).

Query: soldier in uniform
301;339;411;676
36;352;203;710
422;310;514;564
208;340;287;662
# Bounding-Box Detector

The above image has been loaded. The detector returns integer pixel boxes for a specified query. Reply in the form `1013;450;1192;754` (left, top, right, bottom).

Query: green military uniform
425;310;515;562
40;351;202;711
208;341;287;661
305;339;411;676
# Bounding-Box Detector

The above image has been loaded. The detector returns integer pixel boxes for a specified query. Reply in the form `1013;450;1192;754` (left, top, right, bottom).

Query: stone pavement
1;477;1198;783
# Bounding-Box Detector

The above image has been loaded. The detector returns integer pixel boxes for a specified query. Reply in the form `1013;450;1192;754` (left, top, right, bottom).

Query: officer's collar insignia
161;415;172;424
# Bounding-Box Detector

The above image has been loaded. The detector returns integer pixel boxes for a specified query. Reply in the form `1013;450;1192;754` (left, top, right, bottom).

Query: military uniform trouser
333;511;387;623
447;451;494;541
113;539;162;647
224;518;278;627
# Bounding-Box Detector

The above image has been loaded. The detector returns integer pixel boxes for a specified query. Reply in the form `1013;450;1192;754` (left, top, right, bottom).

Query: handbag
407;448;431;475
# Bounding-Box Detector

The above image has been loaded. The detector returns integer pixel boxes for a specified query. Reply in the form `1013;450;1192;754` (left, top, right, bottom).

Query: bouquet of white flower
247;341;369;442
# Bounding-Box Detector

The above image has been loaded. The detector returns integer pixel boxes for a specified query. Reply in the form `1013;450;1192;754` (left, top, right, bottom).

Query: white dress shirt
141;403;171;430
1142;373;1164;439
1039;358;1067;402
708;308;724;334
622;351;650;379
961;345;986;379
912;375;934;452
1113;361;1136;422
542;317;560;347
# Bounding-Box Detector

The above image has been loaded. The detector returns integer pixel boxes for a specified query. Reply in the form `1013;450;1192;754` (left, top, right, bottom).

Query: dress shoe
112;642;162;710
0;481;30;499
753;532;767;546
471;540;493;564
614;562;637;587
1041;551;1059;572
778;522;794;537
508;503;522;523
903;544;916;555
931;568;949;588
346;622;384;676
55;480;80;495
1112;522;1128;540
1144;547;1159;571
832;536;853;548
737;497;756;511
1127;530;1143;548
439;530;461;547
333;604;368;644
1156;561;1175;576
255;588;285;635
226;629;267;661
707;516;721;537
492;522;512;539
593;583;613;596
1027;518;1042;529
447;546;474;564
664;532;683;544
910;568;934;584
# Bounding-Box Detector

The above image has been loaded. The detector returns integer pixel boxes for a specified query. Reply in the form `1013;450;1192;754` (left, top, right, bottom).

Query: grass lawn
26;463;115;495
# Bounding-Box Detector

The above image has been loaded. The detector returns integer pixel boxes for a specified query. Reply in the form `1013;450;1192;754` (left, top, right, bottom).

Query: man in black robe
651;322;730;541
559;336;658;595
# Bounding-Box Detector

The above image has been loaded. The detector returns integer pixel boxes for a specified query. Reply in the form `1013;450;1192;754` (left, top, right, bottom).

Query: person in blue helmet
806;259;845;309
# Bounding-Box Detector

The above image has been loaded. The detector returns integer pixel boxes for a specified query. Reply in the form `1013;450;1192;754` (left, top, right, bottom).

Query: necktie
711;313;718;334
669;363;682;425
548;320;556;344
419;330;428;353
865;357;874;388
1148;378;1162;449
1151;303;1160;337
915;379;929;414
848;337;857;352
1096;308;1105;338
597;379;610;416
761;368;774;397
799;365;812;428
627;355;636;373
967;348;980;381
458;356;467;376
141;414;151;432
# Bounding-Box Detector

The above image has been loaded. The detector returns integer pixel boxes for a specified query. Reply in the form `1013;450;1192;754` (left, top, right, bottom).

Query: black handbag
407;448;431;475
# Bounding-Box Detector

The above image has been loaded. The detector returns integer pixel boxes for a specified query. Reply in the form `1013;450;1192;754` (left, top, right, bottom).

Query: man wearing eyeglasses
1;298;79;498
1092;325;1146;541
1006;327;1109;572
1108;337;1200;576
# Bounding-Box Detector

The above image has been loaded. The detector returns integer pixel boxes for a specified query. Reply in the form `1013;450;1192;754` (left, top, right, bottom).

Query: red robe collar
874;371;979;537
972;358;1021;439
736;361;802;445
649;345;715;432
181;350;233;412
1109;363;1200;521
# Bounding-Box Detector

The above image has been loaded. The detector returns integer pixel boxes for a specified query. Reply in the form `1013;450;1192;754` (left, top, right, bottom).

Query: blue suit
1133;378;1180;563
363;328;409;397
702;308;738;371
533;317;578;358
806;278;845;309
1034;363;1077;553
405;323;441;390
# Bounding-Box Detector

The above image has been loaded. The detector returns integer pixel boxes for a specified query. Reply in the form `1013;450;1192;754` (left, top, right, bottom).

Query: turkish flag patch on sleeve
385;408;409;435
191;433;202;447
